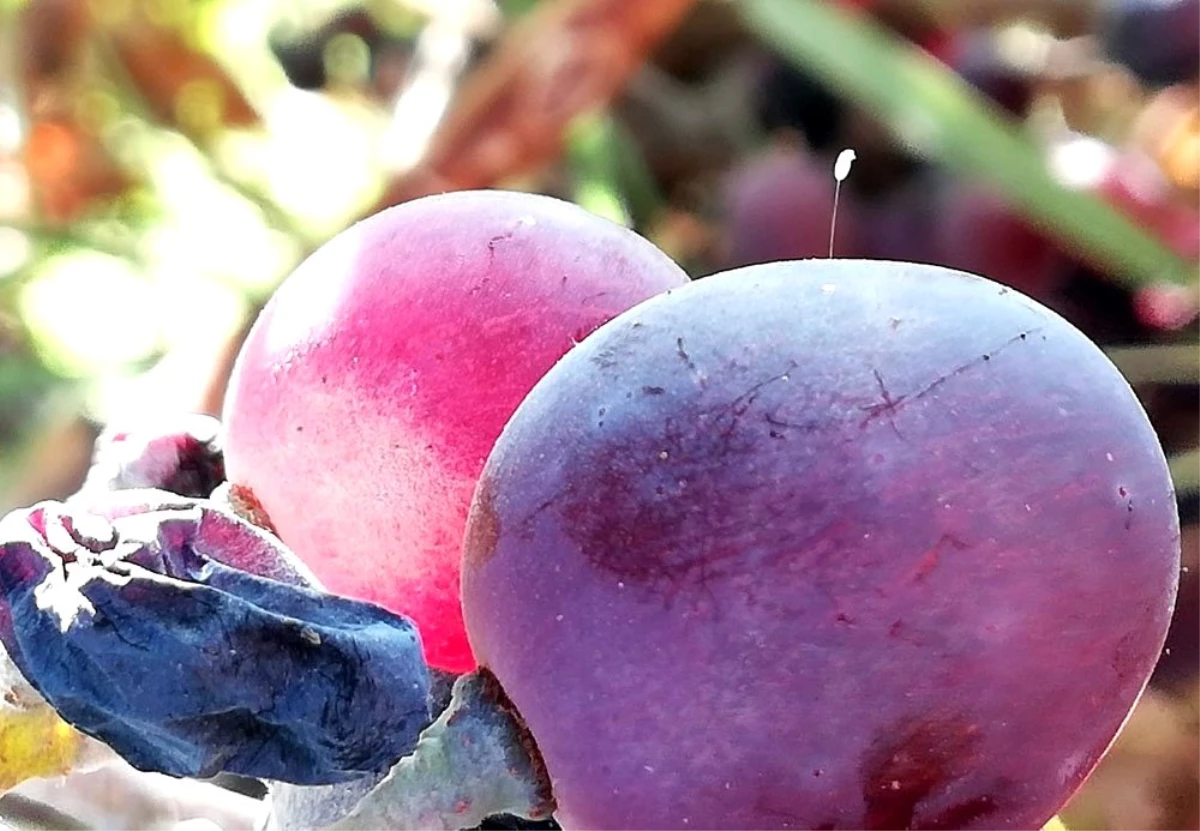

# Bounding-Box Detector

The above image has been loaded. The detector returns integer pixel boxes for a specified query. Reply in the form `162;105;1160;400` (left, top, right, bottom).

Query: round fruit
222;189;688;673
932;180;1067;300
722;144;859;268
462;259;1180;829
1100;0;1199;87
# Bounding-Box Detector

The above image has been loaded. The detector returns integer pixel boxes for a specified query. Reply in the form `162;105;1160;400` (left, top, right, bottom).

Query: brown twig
372;0;699;210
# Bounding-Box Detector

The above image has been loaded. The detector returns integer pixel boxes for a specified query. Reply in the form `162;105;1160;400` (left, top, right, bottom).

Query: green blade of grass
741;0;1197;290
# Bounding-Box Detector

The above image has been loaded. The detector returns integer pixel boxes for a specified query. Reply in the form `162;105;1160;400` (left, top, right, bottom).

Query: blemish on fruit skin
861;715;997;830
462;475;500;568
859;328;1046;433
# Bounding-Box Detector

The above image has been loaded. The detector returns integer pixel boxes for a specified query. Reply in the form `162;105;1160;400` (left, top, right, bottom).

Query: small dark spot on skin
813;769;824;777
643;386;666;396
1019;332;1027;340
1118;486;1128;497
321;375;327;384
889;318;903;329
295;426;303;432
835;613;855;626
982;354;990;361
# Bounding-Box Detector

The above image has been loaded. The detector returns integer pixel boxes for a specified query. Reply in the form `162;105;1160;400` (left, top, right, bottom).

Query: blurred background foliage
0;0;1195;827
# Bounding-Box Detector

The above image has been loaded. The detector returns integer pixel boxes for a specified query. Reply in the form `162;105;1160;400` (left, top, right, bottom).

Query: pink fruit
222;189;688;672
463;259;1180;829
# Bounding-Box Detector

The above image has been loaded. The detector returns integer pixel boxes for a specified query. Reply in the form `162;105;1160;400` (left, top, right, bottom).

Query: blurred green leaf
742;0;1197;290
1169;448;1199;493
496;0;541;18
567;112;632;227
1105;343;1199;385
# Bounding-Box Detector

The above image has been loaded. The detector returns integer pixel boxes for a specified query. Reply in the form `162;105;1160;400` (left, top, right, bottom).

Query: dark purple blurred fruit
754;57;845;152
1101;0;1200;86
722;143;859;267
462;259;1180;830
854;169;940;264
933;180;1068;299
948;30;1035;118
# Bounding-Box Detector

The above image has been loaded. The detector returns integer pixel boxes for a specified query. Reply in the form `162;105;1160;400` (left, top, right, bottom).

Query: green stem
331;671;555;831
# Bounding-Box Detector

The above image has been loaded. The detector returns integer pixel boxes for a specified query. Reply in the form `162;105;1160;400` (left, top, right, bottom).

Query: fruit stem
329;670;555;831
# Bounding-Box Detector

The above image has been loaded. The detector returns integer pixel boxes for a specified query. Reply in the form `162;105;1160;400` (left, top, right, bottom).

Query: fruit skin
462;260;1180;830
222;190;688;673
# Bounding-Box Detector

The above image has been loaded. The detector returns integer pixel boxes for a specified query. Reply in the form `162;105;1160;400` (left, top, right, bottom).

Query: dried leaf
21;117;131;223
104;7;259;136
376;0;698;208
0;496;430;784
17;0;92;96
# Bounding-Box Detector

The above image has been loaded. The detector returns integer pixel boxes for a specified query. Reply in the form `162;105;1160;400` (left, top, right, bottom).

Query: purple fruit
722;145;859;268
1101;0;1200;87
461;259;1180;830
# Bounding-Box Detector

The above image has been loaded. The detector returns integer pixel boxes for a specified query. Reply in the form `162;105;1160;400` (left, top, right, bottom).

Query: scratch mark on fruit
861;369;905;438
906;534;969;584
861;328;1045;431
675;336;710;388
485;230;517;264
714;362;798;440
676;337;695;370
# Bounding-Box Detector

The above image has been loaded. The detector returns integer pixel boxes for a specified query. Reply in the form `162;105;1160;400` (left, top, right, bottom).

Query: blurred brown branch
373;0;699;210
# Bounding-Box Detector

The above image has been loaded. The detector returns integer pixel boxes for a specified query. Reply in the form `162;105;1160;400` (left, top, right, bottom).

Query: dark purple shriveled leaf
0;496;432;785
